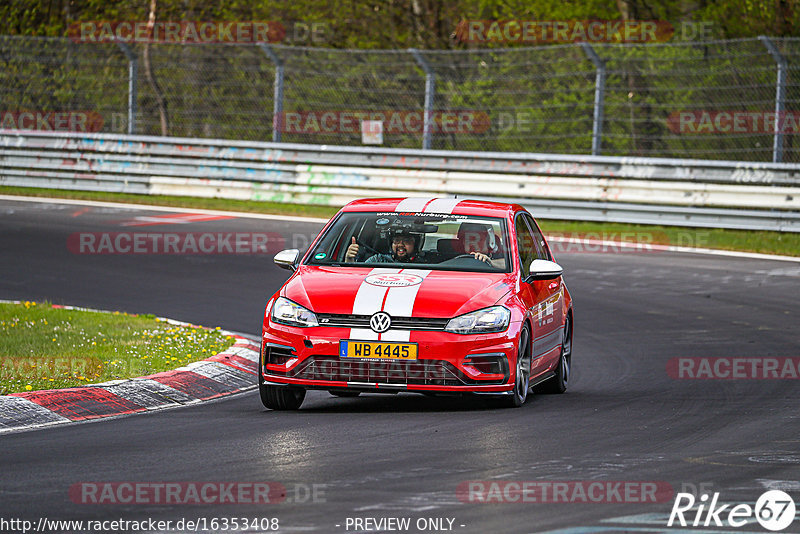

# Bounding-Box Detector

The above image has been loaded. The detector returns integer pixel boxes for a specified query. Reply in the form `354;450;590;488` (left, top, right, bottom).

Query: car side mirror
274;249;300;271
526;259;563;281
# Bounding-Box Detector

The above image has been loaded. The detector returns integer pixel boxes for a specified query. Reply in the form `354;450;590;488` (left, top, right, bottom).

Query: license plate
339;340;418;360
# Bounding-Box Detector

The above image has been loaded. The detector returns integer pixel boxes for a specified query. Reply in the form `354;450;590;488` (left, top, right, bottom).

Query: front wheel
260;382;306;410
488;325;531;408
259;345;306;410
536;315;571;394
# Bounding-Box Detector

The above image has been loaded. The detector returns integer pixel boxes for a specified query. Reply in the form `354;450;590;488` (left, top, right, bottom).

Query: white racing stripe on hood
380;269;432;342
350;268;400;340
395;197;435;212
423;198;461;214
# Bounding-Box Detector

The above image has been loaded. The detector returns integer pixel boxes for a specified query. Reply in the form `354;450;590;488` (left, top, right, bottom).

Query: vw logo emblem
370;312;391;333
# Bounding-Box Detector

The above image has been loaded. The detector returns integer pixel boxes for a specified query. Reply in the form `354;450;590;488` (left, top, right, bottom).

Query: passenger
458;223;502;267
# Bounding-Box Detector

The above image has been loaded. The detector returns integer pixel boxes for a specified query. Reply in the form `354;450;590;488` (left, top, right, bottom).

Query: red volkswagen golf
260;198;573;409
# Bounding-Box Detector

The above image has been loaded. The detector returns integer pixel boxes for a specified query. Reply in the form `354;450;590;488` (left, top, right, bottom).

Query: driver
346;230;423;263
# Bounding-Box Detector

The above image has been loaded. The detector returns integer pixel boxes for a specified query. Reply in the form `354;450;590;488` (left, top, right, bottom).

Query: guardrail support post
759;36;787;163
259;44;285;143
410;49;435;150
115;42;137;135
580;43;606;156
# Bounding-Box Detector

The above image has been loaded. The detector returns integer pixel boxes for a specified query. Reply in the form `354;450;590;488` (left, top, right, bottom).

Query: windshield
306;212;511;272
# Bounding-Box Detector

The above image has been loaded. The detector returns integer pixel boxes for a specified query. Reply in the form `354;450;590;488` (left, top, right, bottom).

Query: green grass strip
0;301;235;395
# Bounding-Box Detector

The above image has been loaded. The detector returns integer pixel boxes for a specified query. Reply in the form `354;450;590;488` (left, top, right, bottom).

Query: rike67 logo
668;490;796;531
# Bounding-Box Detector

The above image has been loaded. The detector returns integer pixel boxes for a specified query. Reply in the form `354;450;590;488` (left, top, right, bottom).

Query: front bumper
261;323;520;393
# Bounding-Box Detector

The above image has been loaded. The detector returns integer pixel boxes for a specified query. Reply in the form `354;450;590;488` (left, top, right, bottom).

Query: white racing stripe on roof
423;198;461;214
380;270;432;342
395;197;435;212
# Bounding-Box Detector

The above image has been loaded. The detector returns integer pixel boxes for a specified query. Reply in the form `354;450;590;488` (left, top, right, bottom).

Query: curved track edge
0;301;259;435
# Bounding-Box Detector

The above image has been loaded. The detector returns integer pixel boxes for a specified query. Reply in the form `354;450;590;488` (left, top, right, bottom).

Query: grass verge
536;220;800;258
0;301;235;395
0;186;340;219
1;186;798;257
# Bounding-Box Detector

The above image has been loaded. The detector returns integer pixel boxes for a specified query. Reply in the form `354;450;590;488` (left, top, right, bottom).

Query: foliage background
0;1;798;161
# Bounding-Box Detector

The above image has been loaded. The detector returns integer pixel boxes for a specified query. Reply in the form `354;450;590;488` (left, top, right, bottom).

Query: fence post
258;44;285;143
758;36;787;163
580;43;606;156
409;49;435;150
114;42;137;135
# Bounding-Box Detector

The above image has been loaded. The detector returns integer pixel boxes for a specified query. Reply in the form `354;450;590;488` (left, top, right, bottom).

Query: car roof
340;197;523;218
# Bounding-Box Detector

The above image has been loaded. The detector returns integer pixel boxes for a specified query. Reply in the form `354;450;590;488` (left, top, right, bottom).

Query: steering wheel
447;253;490;265
355;239;380;255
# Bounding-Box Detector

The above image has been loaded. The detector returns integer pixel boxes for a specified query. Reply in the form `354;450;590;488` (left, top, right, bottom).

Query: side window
523;214;550;261
515;215;537;278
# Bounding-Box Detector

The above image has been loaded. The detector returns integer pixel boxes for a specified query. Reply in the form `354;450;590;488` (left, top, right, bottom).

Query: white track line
2;194;798;263
546;236;800;263
0;194;329;223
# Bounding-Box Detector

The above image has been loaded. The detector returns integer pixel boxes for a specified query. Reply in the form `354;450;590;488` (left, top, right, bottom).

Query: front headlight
271;297;319;327
445;306;510;334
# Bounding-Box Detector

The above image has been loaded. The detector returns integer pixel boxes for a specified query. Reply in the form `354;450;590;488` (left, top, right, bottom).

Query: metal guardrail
1;130;799;232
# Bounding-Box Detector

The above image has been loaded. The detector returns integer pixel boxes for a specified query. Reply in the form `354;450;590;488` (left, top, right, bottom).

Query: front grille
289;356;478;386
317;313;448;331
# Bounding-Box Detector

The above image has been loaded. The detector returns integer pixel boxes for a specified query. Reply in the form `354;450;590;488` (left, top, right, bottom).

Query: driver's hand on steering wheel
345;237;359;262
469;251;491;264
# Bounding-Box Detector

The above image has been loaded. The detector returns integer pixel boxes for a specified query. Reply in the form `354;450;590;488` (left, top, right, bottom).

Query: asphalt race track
1;197;799;534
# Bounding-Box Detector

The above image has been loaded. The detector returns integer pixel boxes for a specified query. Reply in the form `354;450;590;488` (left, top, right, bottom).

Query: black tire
488;324;531;408
329;390;361;398
259;344;306;410
536;314;571;394
260;383;306;410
